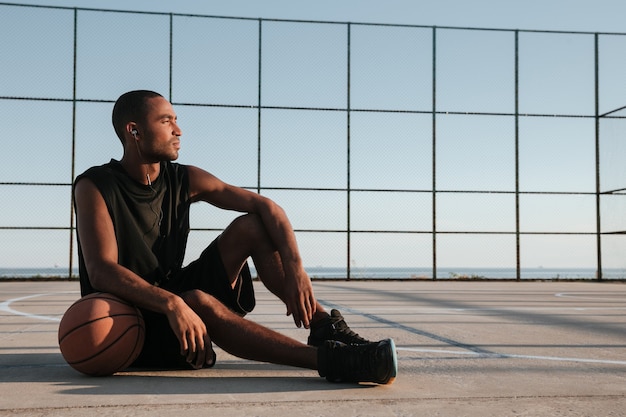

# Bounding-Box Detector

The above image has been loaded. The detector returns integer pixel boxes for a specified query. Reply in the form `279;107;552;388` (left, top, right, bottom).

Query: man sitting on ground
73;90;397;384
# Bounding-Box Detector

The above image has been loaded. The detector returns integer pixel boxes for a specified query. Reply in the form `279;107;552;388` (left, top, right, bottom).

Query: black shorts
133;238;255;369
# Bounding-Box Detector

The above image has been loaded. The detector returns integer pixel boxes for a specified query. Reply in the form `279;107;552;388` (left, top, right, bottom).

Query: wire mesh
1;3;625;280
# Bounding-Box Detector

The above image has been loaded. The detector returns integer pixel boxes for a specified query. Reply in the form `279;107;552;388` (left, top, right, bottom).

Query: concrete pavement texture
1;280;625;416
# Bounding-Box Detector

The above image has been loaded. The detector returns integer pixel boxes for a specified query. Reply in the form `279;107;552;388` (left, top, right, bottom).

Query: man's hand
166;297;215;369
284;268;317;329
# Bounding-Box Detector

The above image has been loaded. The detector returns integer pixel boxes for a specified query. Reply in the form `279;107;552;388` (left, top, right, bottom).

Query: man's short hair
112;90;163;143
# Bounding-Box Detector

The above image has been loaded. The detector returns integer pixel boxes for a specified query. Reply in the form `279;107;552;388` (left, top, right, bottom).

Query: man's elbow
85;261;117;293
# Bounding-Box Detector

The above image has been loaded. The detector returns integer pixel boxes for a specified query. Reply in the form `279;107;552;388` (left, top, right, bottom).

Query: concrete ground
1;279;625;416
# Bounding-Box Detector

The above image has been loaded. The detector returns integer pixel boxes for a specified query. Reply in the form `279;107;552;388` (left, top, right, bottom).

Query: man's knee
221;214;272;251
229;214;266;239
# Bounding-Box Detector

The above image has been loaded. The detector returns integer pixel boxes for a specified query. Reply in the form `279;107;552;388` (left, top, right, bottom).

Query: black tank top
75;160;190;295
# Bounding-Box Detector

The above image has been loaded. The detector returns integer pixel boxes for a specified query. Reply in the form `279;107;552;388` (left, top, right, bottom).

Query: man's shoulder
163;161;191;182
75;160;120;183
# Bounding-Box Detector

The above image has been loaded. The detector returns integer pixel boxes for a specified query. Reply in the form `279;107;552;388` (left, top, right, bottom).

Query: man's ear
127;123;139;140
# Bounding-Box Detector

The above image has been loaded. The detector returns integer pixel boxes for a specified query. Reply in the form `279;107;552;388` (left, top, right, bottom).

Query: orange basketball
58;292;145;376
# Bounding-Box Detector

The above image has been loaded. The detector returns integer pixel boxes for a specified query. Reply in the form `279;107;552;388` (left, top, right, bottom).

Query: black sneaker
308;309;371;347
317;338;398;385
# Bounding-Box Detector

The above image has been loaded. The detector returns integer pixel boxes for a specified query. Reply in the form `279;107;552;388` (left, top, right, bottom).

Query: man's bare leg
182;289;317;369
217;214;370;347
217;214;328;322
182;289;397;385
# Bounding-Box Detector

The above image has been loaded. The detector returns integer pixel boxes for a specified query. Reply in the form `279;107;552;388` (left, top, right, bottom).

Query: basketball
58;292;145;376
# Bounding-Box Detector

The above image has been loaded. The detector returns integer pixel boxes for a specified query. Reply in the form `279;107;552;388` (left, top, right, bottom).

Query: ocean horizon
1;266;625;280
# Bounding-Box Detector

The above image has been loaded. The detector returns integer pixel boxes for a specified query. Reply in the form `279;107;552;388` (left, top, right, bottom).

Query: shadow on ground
1;353;369;395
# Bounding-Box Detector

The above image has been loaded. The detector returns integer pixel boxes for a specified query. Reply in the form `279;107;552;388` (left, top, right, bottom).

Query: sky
2;0;626;32
1;0;625;275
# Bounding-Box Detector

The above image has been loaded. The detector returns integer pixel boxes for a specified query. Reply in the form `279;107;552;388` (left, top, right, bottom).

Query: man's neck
120;156;161;186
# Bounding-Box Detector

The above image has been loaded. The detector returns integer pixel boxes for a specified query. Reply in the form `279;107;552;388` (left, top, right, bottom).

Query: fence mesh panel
1;4;625;279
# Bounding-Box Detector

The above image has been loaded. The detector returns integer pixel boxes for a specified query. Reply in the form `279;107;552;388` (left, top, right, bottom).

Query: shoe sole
380;338;398;385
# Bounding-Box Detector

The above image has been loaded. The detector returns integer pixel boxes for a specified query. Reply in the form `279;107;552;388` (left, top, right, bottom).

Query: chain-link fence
1;3;625;280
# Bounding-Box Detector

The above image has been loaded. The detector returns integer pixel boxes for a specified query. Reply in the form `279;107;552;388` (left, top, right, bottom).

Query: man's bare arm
187;165;317;327
74;178;212;368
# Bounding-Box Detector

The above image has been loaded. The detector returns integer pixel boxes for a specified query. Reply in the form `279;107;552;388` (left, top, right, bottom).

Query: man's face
139;96;182;162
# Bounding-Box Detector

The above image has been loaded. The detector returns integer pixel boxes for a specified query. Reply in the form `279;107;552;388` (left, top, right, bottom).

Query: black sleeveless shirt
75;160;190;295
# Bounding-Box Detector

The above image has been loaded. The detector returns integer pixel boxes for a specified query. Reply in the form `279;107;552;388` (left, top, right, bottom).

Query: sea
1;267;625;280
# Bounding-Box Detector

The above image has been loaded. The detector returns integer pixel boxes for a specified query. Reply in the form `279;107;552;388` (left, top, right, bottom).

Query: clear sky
3;0;626;32
0;0;626;32
1;0;625;275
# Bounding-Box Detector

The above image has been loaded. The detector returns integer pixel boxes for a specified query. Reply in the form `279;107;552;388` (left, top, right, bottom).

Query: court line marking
320;300;626;367
555;292;626;301
0;292;77;322
5;293;626;367
363;307;626;312
398;347;626;366
320;300;498;355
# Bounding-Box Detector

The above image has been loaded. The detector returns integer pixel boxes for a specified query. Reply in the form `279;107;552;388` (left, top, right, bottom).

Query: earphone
131;128;152;186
